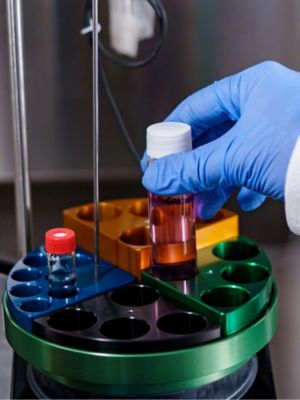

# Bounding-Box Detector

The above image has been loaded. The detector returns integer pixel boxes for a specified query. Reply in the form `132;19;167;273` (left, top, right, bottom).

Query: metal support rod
92;0;100;268
6;0;33;256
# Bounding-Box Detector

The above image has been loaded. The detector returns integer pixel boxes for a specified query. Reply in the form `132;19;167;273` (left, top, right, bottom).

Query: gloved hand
142;61;300;219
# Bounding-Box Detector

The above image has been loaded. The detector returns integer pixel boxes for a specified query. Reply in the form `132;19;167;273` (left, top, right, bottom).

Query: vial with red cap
45;228;77;298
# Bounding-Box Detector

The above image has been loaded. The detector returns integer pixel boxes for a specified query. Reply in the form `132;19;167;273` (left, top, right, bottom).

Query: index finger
165;76;240;141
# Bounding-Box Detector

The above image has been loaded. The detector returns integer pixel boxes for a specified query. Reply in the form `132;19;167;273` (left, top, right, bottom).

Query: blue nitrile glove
142;61;300;219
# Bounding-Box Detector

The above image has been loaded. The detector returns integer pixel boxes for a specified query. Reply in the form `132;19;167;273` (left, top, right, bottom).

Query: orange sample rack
63;198;239;278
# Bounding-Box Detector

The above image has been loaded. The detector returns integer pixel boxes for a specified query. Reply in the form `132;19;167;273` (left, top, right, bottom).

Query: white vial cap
146;122;192;159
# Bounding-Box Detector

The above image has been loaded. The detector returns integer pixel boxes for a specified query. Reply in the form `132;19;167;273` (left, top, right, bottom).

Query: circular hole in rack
48;308;97;331
201;286;250;308
12;268;42;282
111;284;159;307
78;203;122;222
75;253;93;267
23;253;47;267
130;200;148;218
212;241;259;261
119;226;150;246
157;312;207;335
100;317;150;339
10;284;41;298
222;264;270;284
21;299;50;312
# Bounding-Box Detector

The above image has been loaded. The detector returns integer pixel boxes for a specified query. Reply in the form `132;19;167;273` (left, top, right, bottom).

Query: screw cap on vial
45;228;76;254
146;122;193;159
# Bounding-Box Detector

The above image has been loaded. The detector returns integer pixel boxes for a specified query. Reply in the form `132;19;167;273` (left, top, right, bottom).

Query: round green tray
3;283;278;396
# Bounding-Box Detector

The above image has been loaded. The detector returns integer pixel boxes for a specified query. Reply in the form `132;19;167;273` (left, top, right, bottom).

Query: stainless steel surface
1;0;300;182
0;0;300;183
6;0;33;255
92;0;100;269
0;274;13;399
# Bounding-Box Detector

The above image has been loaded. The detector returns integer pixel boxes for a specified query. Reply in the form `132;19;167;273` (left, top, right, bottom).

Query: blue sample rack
6;247;136;330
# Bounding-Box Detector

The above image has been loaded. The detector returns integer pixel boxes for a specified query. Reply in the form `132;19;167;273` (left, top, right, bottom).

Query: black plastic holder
33;283;221;353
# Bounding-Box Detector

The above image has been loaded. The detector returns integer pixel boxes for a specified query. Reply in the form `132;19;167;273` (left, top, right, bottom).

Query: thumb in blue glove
142;61;300;219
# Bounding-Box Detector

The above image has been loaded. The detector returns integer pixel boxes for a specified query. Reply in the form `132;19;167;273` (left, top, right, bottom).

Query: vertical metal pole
6;0;33;256
92;0;100;269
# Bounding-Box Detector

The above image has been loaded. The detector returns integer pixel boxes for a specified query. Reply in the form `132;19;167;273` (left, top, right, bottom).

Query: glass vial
45;228;77;298
146;122;197;281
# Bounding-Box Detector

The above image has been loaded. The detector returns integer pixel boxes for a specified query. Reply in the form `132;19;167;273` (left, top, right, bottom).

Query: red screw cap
45;228;76;254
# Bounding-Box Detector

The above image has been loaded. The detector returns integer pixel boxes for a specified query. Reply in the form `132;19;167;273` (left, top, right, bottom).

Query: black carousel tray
33;283;221;353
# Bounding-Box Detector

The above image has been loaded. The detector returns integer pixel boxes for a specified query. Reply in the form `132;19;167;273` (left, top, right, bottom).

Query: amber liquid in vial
149;193;197;281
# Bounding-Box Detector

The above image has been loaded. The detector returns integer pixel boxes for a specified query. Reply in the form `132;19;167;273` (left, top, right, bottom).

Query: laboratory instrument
3;1;278;398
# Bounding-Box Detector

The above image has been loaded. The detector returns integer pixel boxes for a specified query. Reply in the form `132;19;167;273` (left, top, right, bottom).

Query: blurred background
1;0;300;398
